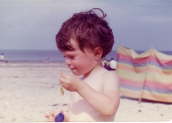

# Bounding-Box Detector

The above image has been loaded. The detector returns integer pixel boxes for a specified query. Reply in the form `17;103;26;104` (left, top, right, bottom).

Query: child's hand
45;110;69;122
59;73;81;92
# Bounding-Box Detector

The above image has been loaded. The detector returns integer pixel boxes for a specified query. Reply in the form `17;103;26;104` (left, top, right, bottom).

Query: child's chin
71;70;82;76
73;73;82;76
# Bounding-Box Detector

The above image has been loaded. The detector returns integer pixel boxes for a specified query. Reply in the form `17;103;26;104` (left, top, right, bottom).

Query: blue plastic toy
55;112;64;122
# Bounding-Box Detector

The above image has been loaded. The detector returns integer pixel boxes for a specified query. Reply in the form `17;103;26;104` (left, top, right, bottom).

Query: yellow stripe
118;63;172;74
117;66;172;84
117;69;147;83
120;88;142;98
120;88;172;102
117;45;172;60
143;90;172;102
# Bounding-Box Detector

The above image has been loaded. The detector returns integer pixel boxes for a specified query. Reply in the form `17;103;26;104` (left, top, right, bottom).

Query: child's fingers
45;113;54;121
59;76;66;83
59;73;67;82
51;112;55;118
60;72;73;80
59;72;68;80
59;75;71;85
45;110;62;121
45;114;49;119
44;111;52;118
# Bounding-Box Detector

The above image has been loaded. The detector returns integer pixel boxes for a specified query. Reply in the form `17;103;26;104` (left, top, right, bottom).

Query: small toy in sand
55;112;64;122
60;87;64;95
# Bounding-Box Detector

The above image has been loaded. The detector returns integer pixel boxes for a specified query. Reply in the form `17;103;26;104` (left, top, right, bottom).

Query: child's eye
64;55;74;59
69;56;75;59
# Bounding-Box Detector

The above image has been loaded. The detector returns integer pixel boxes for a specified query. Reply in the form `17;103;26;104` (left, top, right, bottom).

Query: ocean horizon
0;49;172;62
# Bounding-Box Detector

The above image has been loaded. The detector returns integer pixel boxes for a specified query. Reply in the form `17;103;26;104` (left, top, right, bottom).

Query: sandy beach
0;62;172;122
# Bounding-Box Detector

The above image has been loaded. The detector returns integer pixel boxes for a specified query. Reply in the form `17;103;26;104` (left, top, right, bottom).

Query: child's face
62;39;100;76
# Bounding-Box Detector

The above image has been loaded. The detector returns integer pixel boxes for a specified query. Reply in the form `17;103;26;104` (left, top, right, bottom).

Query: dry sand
0;62;172;122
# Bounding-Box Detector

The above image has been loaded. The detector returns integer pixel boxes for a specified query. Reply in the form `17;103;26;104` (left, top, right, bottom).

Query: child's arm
60;72;120;116
77;72;120;116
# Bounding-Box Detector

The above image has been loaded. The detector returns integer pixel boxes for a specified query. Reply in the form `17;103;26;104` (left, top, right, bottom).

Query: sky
0;0;172;51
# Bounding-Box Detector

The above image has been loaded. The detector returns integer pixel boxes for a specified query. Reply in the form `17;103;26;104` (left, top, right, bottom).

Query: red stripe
117;64;172;75
145;80;172;90
119;77;172;90
119;77;144;88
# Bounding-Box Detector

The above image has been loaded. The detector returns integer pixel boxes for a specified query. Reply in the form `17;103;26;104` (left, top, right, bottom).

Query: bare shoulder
102;69;119;92
101;69;120;106
102;69;119;84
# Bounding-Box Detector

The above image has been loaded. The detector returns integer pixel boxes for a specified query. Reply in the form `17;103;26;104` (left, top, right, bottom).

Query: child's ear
94;47;103;58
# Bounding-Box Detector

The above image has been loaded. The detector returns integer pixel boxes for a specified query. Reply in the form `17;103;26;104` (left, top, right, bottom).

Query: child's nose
65;58;71;65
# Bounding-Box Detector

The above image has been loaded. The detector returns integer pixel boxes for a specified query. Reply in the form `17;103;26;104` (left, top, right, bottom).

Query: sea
0;49;172;63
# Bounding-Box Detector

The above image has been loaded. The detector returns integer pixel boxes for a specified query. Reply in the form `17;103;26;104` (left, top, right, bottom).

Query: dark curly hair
56;8;114;58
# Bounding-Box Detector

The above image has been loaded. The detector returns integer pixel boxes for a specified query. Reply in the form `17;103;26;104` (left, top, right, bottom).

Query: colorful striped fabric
116;46;172;103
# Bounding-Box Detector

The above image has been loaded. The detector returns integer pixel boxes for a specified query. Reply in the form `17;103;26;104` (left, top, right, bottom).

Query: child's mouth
71;68;77;72
71;68;80;75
